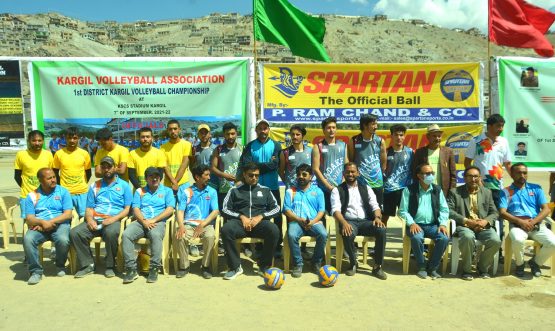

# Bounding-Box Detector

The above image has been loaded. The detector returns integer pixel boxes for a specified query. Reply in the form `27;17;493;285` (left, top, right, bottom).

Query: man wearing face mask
283;164;326;277
399;163;450;279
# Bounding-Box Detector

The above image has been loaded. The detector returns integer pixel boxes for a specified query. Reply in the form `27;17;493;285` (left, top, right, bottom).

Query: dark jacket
336;182;375;220
221;183;280;220
412;146;457;197
407;182;442;225
447;185;498;227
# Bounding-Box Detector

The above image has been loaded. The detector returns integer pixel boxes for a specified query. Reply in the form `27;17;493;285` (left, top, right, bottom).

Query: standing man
94;128;130;181
332;163;387;279
399;163;450;279
448;166;501;280
122;167;175;284
14;130;53;222
49;133;60;156
499;163;555;277
160;120;191;194
382;124;413;225
175;164;219;279
312;116;349;213
53;127;91;217
23;168;73;285
129;127;166;190
70;156;132;278
413;124;456;197
283;164;327;277
279;125;312;189
238;119;282;257
348;114;387;208
220;163;280;280
192;124;218;189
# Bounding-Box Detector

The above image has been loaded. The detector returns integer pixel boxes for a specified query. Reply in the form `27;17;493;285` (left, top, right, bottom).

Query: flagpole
487;0;493;118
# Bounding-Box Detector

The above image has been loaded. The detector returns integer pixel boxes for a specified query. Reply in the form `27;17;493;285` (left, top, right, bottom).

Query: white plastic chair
450;219;499;276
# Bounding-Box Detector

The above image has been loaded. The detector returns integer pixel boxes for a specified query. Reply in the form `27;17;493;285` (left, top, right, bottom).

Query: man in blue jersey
283;164;327;277
312;117;349;213
121;167;175;284
23;168;73;285
279;125;313;189
383;125;413;225
175;164;220;279
70;156;133;278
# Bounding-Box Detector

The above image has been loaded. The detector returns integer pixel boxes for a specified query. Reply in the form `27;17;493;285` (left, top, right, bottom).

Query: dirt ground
1;151;554;331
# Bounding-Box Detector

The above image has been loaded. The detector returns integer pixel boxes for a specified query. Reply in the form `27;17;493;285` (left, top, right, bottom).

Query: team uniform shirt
500;183;547;220
398;185;449;227
330;184;380;220
94;144;130;181
384;146;413;193
25;185;73;223
194;143;218;188
53;147;91;195
353;134;384;188
128;147;167;188
316;140;346;192
283;145;313;189
86;177;132;222
14;149;53;199
215;143;243;194
132;185;175;221
283;184;325;221
160;140;191;187
177;184;218;227
244;139;280;190
465;133;511;190
49;138;60;153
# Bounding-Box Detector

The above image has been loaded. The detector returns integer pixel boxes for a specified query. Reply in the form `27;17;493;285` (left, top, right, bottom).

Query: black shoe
345;264;357;276
528;259;542;277
176;267;190;279
312;262;322;274
74;264;94;278
123;268;138;284
201;266;212;279
372;266;387;280
515;264;525;277
257;265;270;276
147;268;158;283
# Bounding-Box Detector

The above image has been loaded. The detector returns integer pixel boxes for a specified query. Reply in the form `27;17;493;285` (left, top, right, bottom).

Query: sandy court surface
1;152;554;330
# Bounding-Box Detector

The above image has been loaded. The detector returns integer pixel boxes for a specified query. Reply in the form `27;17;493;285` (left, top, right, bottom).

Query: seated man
221;162;280;280
23;168;73;285
332;162;387;279
70;156;132;278
399;163;450;279
122;167;175;284
500;163;555;277
448;166;501;280
175;164;219;280
283;163;327;278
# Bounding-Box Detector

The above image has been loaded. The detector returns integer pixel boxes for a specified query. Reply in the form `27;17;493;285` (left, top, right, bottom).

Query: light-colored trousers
510;224;555;266
176;224;215;269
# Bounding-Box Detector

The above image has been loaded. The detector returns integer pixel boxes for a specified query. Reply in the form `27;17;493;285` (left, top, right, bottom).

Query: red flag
489;0;555;57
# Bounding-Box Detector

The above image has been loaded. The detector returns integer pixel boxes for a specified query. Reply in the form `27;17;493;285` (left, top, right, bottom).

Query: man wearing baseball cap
412;124;456;197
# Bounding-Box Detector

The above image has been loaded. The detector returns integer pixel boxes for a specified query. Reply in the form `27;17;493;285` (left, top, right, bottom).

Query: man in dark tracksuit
221;162;281;280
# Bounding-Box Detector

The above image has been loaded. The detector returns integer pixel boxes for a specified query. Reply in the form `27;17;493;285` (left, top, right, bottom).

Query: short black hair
95;128;112;140
517;142;526;146
487;114;505;126
139;127;152;135
290;124;306;136
295;163;312;176
359;114;378;131
526;67;535;71
223;122;237;132
192;164;210;179
390;124;407;134
321;117;337;130
27;130;44;140
65;127;79;137
511;162;527;172
241;162;259;174
343;162;358;171
463;166;481;177
167;119;180;127
415;162;431;175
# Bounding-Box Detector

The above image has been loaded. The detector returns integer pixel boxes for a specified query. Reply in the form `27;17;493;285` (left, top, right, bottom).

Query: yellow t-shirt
160;139;192;187
14;149;54;198
95;144;130;181
53;147;91;195
128;147;167;187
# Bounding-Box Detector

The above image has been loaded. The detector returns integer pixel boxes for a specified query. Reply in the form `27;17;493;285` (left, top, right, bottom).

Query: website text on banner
262;63;483;124
497;57;555;169
269;124;483;183
29;59;249;144
0;60;25;149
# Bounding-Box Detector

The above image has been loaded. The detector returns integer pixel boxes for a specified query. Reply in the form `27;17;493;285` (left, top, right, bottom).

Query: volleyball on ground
263;267;285;289
318;265;339;287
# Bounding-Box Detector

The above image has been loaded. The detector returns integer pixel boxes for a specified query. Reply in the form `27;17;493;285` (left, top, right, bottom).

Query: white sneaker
223;265;243;280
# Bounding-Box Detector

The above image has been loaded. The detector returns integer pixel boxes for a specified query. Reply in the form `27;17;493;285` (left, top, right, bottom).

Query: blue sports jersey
86;177;132;221
132;185;175;220
384;146;413;192
178;184;218;226
500;183;547;219
283;184;325;221
25;185;73;222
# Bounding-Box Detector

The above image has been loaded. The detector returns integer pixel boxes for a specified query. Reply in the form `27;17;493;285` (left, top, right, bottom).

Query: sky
1;0;554;31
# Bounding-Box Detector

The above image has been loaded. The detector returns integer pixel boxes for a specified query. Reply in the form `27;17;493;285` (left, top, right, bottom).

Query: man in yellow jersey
128;127;166;190
53;127;91;217
160;119;192;194
14;130;54;221
94;128;129;181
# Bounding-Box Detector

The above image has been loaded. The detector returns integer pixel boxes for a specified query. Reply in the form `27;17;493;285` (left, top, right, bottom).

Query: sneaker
104;268;116;278
416;269;427;279
515;264;525;277
372;266;388;280
291;265;303;278
529;259;542;277
123;268;138;284
56;267;66;277
479;272;491;279
244;247;253;258
201;266;212;279
312;262;322;274
345;264;357;276
147;268;158;283
27;273;42;285
430;270;442;279
462;273;474;281
223;265;243;280
74;264;94;278
190;245;200;257
176;267;190;279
